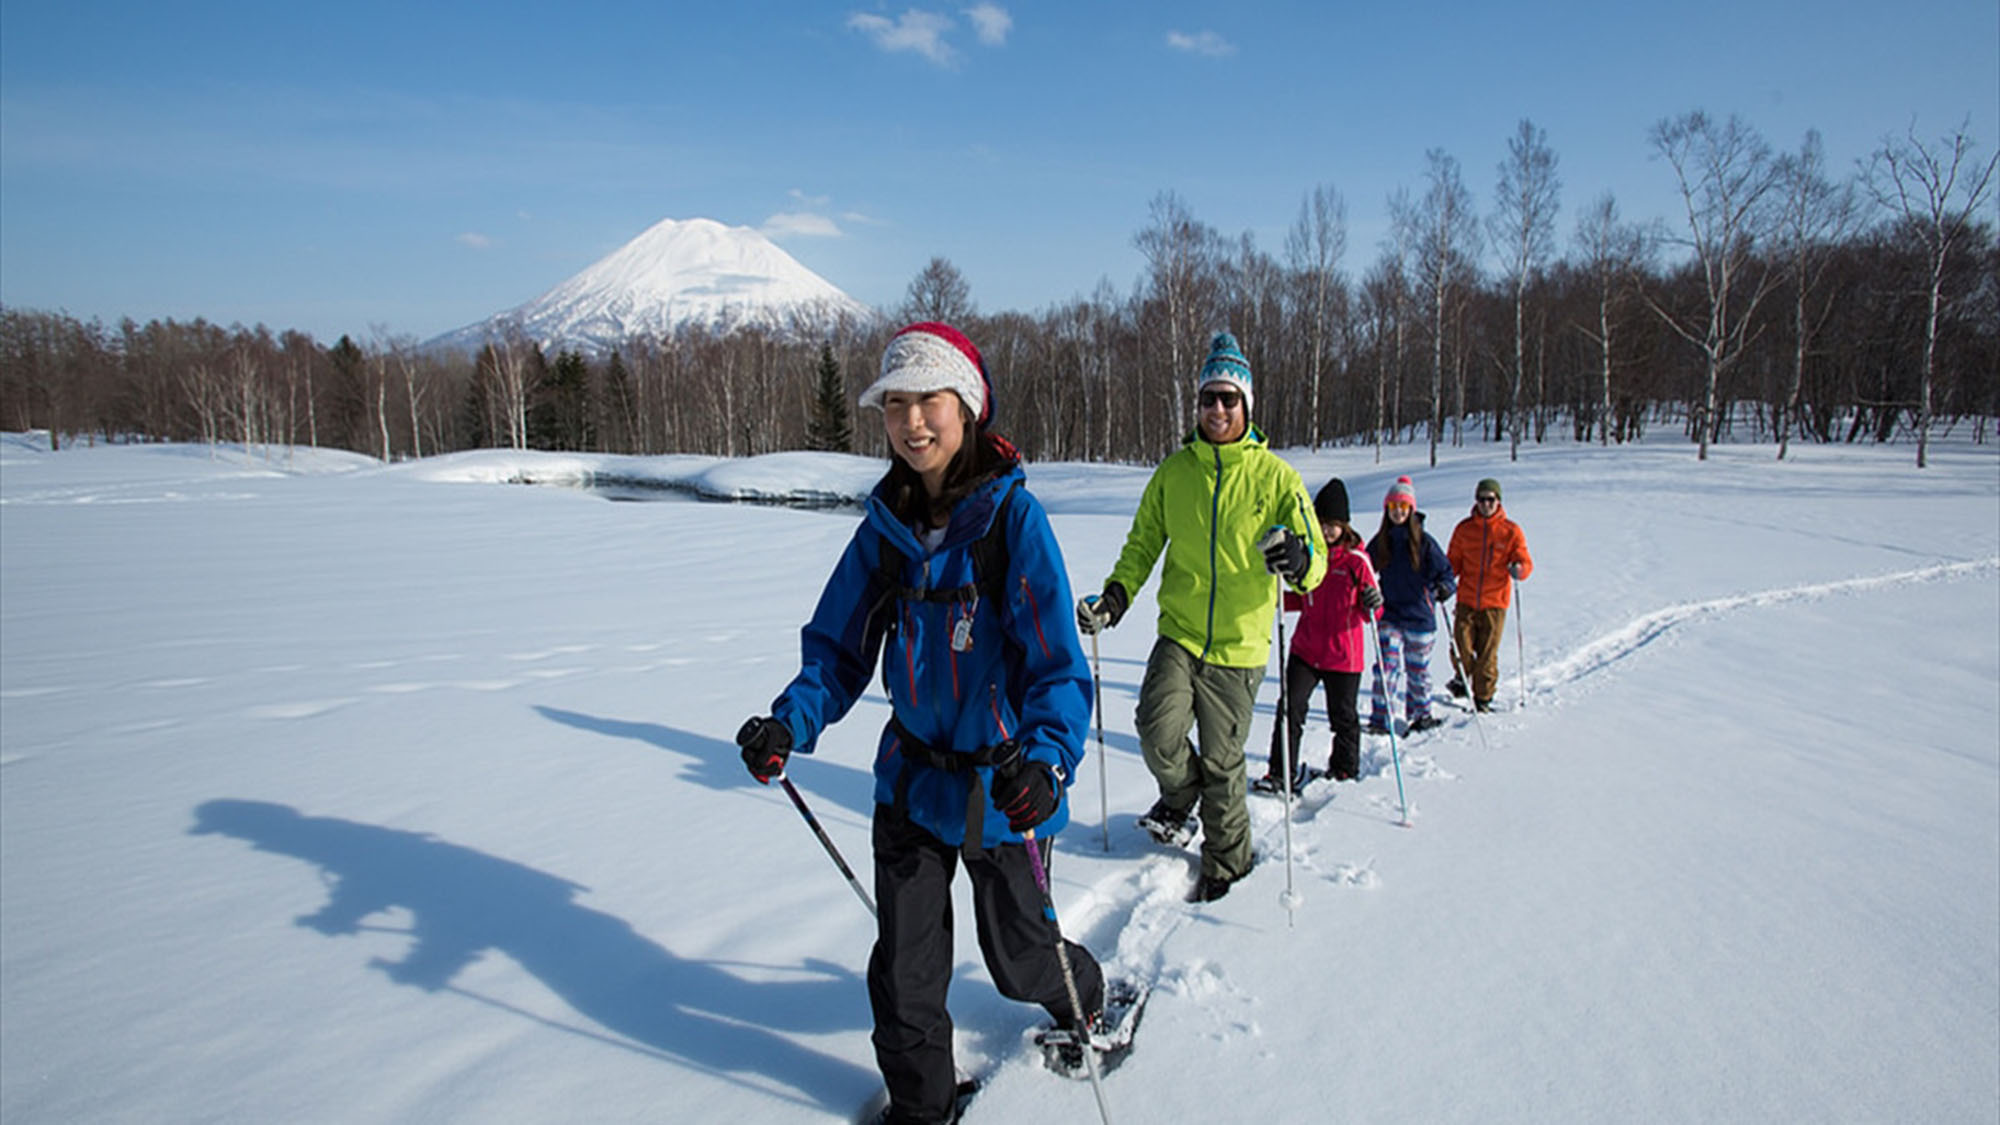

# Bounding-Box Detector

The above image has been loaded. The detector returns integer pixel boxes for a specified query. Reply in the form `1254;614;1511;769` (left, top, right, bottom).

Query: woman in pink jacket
1256;479;1382;793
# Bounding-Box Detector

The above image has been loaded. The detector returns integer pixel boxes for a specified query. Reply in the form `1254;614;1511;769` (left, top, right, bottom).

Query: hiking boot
1186;871;1238;903
1251;767;1312;796
1446;676;1468;699
1136;799;1196;846
875;1078;978;1124
1407;714;1444;733
1364;720;1391;736
1044;1008;1104;1075
1474;698;1494;713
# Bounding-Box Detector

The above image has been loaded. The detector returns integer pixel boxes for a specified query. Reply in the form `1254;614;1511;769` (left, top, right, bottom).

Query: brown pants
1451;606;1508;705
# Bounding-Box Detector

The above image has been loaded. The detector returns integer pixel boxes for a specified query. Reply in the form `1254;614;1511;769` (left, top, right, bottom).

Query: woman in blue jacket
736;322;1102;1125
1365;476;1457;734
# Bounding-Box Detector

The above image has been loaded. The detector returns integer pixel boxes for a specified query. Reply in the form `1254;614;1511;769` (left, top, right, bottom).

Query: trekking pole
1513;578;1527;708
1368;627;1411;828
1090;631;1110;853
1435;600;1490;752
777;774;876;919
1274;575;1301;925
1022;832;1112;1125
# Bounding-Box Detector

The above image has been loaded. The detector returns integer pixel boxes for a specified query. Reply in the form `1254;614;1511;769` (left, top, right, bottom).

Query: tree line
3;112;1994;468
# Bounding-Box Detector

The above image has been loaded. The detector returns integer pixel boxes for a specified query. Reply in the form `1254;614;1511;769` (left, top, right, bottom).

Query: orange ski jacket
1447;503;1533;610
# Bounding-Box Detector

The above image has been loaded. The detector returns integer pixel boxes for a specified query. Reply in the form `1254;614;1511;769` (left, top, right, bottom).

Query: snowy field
2;427;1995;1124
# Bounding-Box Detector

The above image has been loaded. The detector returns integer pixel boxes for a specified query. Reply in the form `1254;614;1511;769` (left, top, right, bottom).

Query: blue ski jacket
1367;515;1456;632
771;459;1092;849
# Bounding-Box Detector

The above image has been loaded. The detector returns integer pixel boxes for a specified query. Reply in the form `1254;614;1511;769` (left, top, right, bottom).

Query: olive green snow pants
1452;605;1508;705
1135;637;1261;882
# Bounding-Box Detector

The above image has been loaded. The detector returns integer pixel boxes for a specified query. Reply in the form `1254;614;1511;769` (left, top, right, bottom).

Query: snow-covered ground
3;428;1995;1123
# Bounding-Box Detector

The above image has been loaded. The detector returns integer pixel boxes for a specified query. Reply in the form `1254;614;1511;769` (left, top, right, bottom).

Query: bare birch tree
1648;110;1782;460
899;257;976;325
1285;183;1347;450
1772;130;1859;460
1572;193;1650;444
1413;150;1481;467
1134;191;1224;438
485;322;535;450
1864;119;1999;468
1490;120;1562;462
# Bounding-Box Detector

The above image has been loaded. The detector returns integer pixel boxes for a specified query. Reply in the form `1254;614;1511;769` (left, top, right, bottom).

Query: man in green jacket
1077;332;1326;902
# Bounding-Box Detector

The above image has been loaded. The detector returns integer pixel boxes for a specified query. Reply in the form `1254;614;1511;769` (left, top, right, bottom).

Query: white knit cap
858;322;991;424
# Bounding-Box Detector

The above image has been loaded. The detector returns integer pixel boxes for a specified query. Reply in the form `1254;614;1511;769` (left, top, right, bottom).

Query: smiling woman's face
881;389;966;497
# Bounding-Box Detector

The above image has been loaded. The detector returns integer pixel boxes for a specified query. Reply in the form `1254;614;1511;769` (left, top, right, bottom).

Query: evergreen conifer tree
806;342;851;452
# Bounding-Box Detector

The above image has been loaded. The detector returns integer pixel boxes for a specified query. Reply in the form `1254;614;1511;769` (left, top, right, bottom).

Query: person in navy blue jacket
736;322;1103;1125
1365;475;1457;734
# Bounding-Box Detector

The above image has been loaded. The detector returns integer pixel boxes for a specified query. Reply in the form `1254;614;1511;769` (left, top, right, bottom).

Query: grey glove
1257;528;1308;585
1075;583;1128;635
1360;585;1384;611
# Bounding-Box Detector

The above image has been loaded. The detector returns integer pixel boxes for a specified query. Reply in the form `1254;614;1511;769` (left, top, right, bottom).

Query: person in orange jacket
1445;477;1533;711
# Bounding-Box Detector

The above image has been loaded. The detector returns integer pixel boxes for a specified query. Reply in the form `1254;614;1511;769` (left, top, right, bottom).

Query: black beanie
1314;478;1351;524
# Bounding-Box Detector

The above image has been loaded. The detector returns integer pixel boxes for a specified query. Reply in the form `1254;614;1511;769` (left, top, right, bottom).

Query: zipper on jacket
988;685;1012;741
1202;443;1223;661
1017;575;1052;659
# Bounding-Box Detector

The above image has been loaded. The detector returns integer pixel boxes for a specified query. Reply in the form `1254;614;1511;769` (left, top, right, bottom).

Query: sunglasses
1476;494;1499;504
1198;389;1243;410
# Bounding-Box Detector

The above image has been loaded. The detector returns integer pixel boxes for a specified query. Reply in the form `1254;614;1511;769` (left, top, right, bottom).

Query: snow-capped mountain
428;217;874;355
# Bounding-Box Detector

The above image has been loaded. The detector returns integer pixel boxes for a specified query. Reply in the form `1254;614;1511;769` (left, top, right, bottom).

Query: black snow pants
867;801;1103;1122
1268;654;1363;781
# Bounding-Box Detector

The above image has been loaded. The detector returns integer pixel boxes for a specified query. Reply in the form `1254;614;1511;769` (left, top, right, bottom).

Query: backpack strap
873;481;1021;607
888;714;1021;858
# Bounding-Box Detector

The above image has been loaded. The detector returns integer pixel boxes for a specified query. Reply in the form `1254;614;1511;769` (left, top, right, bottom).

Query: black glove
1075;582;1129;635
1431;583;1455;604
1258;528;1308;584
992;752;1061;834
1360;584;1384;610
736;716;792;784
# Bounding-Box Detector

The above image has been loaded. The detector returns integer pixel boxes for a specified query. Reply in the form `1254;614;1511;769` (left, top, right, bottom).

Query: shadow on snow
188;798;875;1114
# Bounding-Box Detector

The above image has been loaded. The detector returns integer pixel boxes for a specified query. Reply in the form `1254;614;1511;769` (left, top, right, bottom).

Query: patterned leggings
1367;623;1436;726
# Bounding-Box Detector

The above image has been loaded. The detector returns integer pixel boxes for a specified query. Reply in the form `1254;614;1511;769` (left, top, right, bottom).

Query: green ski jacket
1105;426;1326;668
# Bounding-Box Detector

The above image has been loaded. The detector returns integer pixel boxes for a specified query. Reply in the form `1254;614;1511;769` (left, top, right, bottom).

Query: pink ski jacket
1283;545;1379;674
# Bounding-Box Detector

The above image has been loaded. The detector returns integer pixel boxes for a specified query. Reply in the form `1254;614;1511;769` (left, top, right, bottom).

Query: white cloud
1166;29;1236;57
964;4;1011;46
848;10;957;66
456;232;495;249
761;211;845;239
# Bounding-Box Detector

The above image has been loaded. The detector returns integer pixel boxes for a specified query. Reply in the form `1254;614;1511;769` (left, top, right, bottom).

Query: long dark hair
1367;509;1426;572
879;410;1015;528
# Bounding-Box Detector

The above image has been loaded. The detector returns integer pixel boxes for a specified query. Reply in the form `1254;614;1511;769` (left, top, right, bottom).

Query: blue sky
2;1;1995;343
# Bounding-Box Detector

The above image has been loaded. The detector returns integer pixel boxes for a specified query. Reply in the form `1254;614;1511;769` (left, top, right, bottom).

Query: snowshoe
859;1077;980;1124
1364;721;1392;737
1250;767;1317;797
1407;714;1444;733
1036;979;1149;1078
1136;799;1196;847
